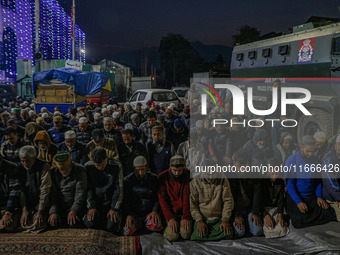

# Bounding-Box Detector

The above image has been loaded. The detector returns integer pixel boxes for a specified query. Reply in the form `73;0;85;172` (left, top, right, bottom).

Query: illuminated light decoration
1;0;16;12
0;0;33;83
39;0;85;62
0;0;85;83
29;0;36;66
2;27;17;81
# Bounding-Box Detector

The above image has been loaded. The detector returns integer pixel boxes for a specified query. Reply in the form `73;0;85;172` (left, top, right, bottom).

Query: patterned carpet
0;228;141;254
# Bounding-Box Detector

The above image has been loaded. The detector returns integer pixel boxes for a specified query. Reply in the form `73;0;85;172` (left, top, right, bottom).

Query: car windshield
174;90;187;97
152;92;178;102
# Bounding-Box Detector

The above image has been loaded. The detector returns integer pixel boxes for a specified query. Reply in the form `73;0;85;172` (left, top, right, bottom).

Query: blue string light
0;0;85;83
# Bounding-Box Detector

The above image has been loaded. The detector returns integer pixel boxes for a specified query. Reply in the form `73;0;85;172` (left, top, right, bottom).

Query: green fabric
54;151;70;162
190;218;233;241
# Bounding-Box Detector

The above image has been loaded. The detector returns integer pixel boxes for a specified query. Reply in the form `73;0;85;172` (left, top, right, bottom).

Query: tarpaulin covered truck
33;68;110;113
230;21;340;140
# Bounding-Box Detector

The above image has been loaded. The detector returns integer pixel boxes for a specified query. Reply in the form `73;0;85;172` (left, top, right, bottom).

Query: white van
129;89;180;108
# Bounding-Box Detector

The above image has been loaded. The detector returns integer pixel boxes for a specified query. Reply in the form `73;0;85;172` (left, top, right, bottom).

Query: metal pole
72;0;75;60
34;0;40;72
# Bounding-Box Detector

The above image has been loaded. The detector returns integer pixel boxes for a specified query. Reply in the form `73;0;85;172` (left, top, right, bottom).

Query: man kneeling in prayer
262;158;289;238
285;135;336;228
48;151;87;228
158;155;192;241
122;156;163;235
322;134;340;221
190;168;234;241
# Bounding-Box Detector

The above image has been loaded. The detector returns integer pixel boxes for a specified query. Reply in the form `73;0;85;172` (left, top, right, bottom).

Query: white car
129;89;181;108
172;86;189;104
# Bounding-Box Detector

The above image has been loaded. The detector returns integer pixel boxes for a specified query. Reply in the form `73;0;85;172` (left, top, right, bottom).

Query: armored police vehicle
231;21;340;140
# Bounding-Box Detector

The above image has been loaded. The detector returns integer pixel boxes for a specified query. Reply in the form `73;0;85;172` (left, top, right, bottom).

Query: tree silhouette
159;33;203;87
232;25;261;45
215;53;224;67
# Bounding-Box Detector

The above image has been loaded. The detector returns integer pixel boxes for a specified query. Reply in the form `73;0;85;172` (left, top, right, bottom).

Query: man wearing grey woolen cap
124;113;140;141
93;113;104;129
285;135;336;229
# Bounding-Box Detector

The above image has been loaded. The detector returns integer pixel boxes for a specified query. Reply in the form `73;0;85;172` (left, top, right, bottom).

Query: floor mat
0;228;141;255
140;222;340;255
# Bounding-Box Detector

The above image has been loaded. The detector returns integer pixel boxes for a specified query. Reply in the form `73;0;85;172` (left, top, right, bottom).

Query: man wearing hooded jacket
33;130;58;165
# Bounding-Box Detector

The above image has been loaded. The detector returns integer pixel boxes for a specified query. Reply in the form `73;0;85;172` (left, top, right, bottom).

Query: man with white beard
238;129;273;167
177;132;205;172
58;130;88;165
17;145;52;233
102;117;122;144
48;151;87;228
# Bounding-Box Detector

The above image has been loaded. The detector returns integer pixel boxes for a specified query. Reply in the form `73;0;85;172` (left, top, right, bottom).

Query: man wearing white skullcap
101;108;109;117
93;113;103;129
314;131;328;161
58;130;88;165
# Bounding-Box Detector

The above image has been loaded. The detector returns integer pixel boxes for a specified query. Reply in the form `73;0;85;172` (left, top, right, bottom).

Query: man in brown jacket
190;172;234;241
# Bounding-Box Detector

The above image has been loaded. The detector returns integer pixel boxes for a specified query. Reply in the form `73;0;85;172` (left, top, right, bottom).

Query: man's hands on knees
317;198;329;209
297;202;308;213
181;219;190;231
250;214;262;226
220;220;232;235
68;210;79;225
264;214;274;229
33;210;44;227
48;213;58;227
276;213;285;228
1;212;12;227
107;210;119;222
234;216;244;230
87;208;97;221
197;220;208;237
168;218;179;233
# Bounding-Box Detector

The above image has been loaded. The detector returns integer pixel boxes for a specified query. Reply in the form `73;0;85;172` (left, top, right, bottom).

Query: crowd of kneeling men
0;135;339;241
0;101;339;243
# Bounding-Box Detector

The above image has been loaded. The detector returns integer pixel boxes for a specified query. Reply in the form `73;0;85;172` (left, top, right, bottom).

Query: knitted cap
170;155;185;166
54;151;71;168
133;156;147;167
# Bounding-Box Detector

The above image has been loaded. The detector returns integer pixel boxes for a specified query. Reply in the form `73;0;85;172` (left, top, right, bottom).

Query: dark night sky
59;0;340;63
